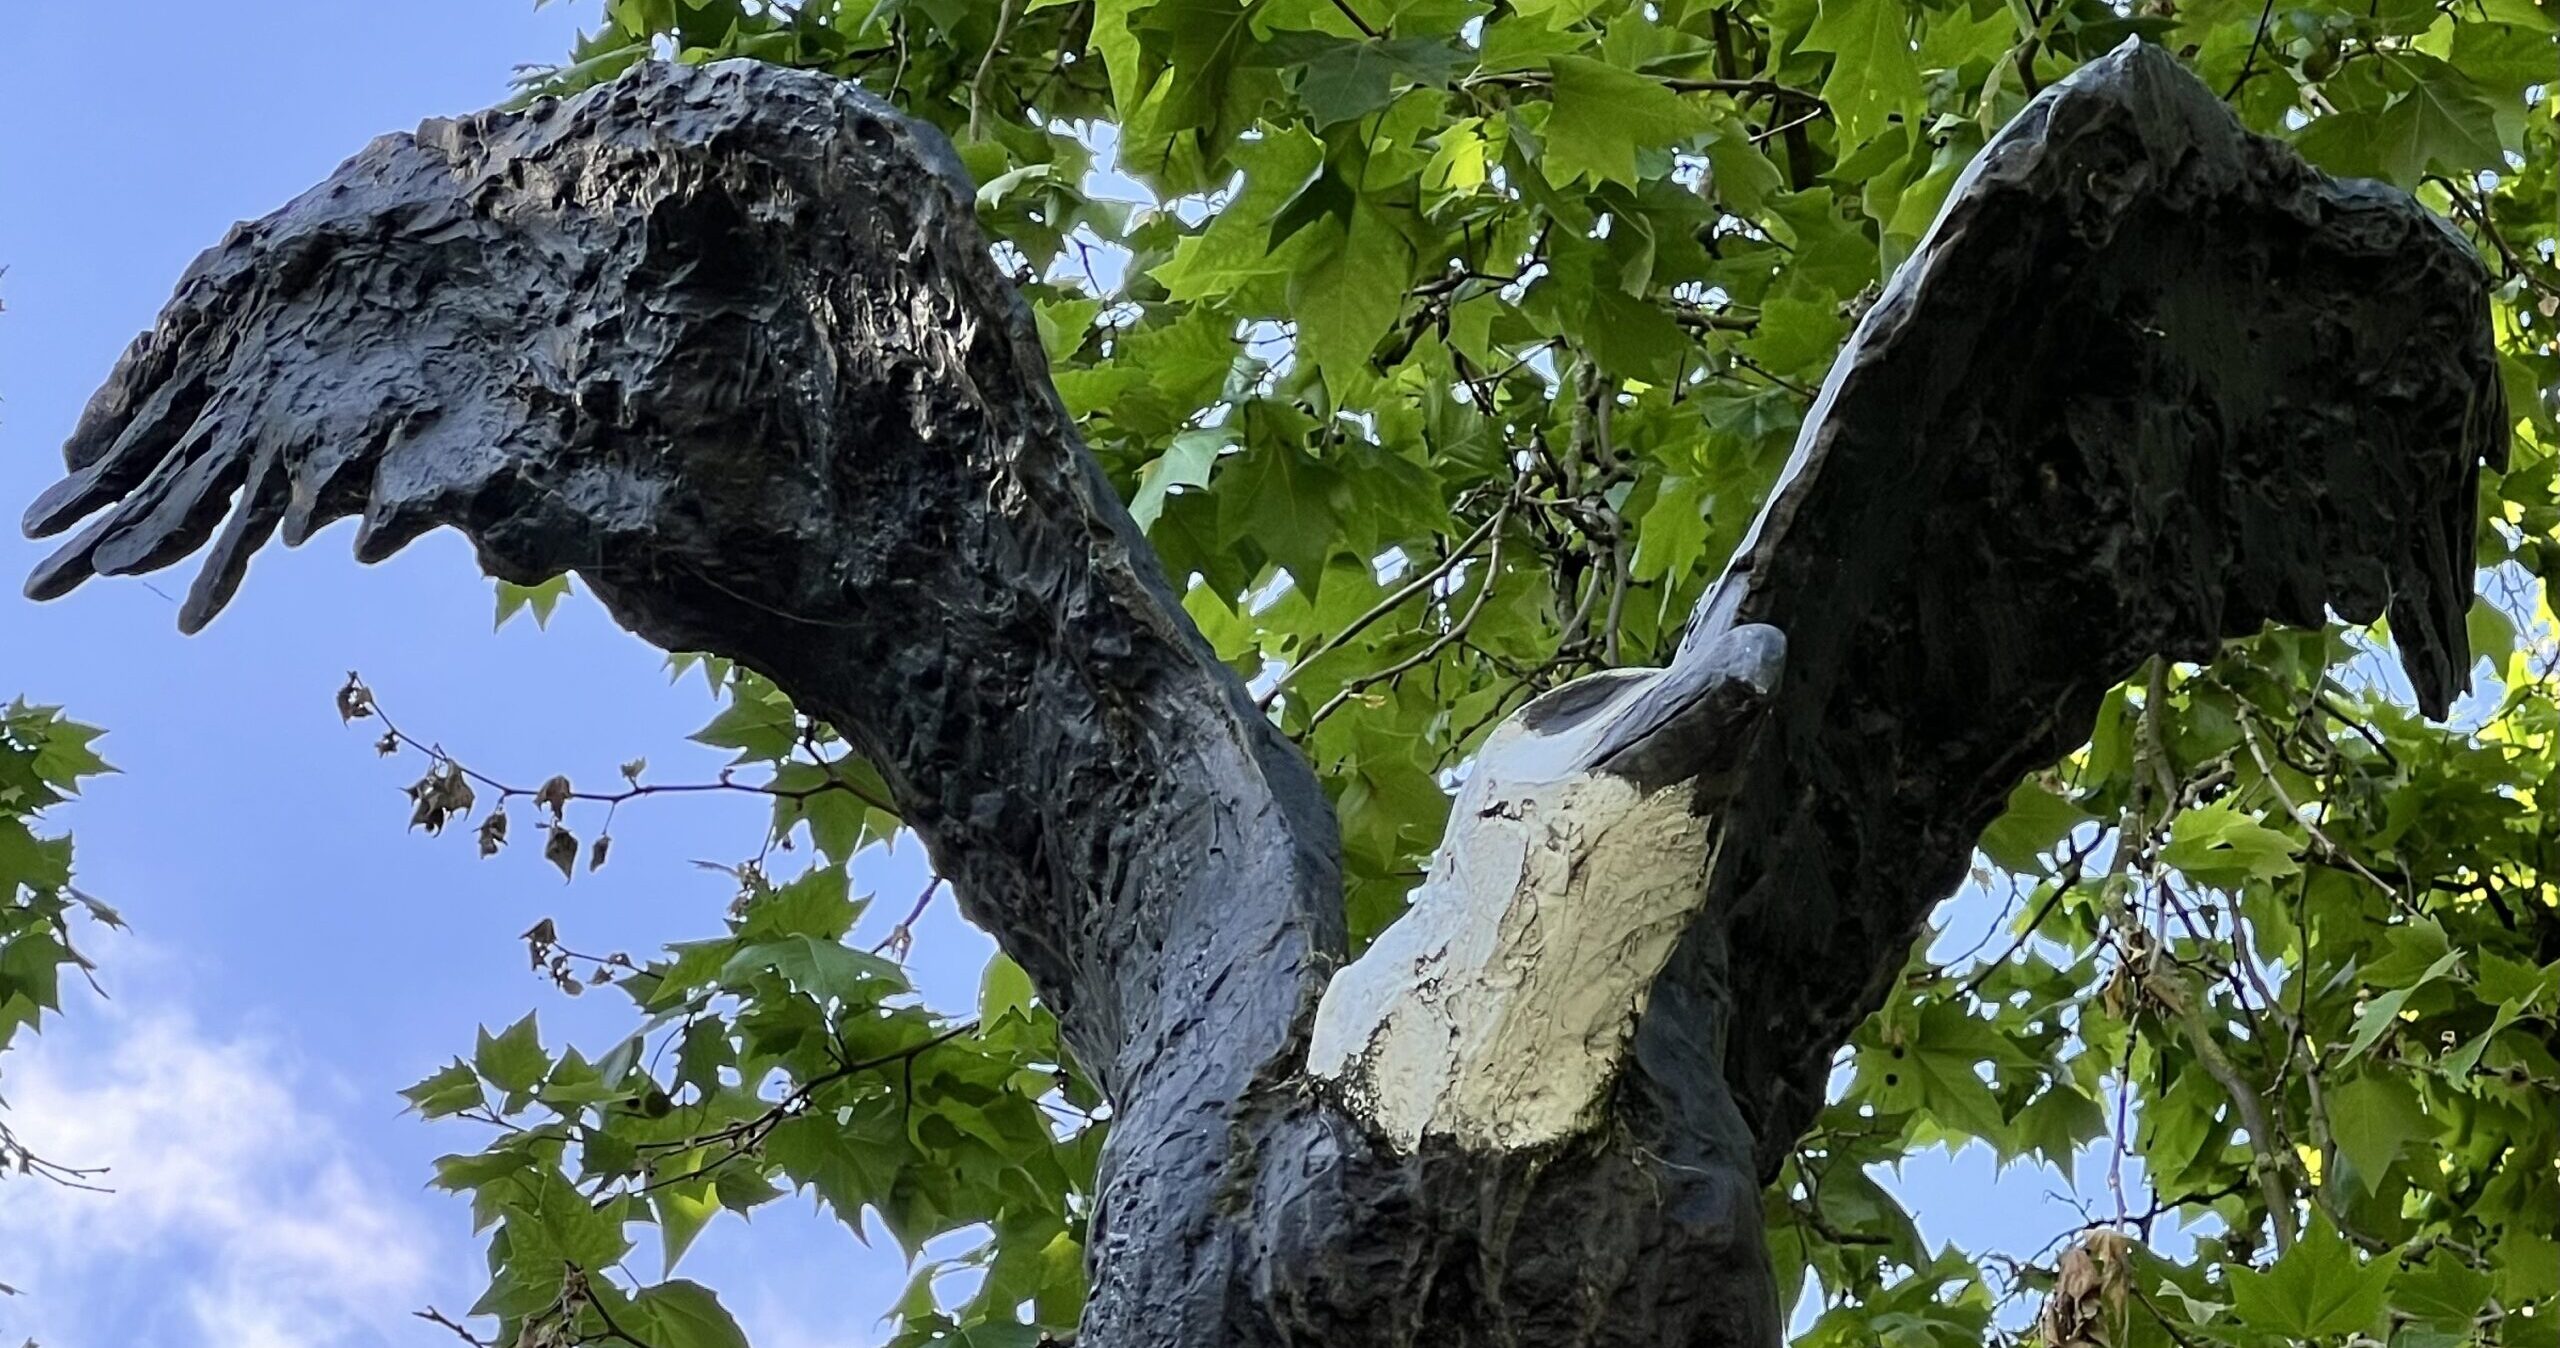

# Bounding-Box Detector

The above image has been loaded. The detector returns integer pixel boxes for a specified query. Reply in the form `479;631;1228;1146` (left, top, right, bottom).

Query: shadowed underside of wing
21;63;979;639
22;126;549;629
1634;39;2508;1176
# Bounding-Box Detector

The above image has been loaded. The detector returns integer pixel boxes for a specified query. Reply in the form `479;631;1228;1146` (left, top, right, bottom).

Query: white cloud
0;998;444;1348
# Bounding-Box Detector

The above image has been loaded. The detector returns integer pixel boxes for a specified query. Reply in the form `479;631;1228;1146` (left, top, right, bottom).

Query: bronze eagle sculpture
22;40;2503;1348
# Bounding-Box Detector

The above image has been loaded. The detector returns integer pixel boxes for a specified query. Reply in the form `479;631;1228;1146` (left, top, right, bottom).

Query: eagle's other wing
1641;39;2509;1175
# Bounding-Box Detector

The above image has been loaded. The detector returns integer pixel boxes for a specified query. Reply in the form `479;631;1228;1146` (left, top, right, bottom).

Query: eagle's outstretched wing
23;61;996;647
1639;40;2508;1174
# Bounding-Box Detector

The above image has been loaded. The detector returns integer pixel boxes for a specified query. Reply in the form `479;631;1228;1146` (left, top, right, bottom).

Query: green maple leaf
399;1058;487;1119
474;1012;549;1098
628;1279;752;1348
1275;35;1468;128
1216;436;1344;589
1541;55;1711;186
1976;778;2095;873
1800;0;1924;147
2391;1255;2495;1330
494;574;572;630
2008;1082;2105;1181
766;1104;906;1219
1130;430;1227;531
498;1167;632;1276
652;1167;722;1274
2325;1073;2434;1194
738;865;859;943
1288;197;1412;395
1854;1001;2027;1140
719;935;902;1005
2370;74;2503;184
2159;801;2302;887
979;954;1039;1028
2228;1217;2393;1339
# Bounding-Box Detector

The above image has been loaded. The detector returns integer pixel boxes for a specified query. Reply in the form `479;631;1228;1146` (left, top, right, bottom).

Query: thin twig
967;0;1025;141
870;876;947;956
1955;832;2101;997
2431;174;2560;303
349;676;900;820
414;1307;493;1347
1307;512;1513;731
2223;0;2278;100
1461;69;1823;106
1262;507;1510;709
2167;986;2298;1251
1725;353;1815;398
584;1276;660;1348
1599;533;1630;666
2238;716;2418;917
2127;1281;2210;1348
1749;105;1825;146
0;1118;112;1193
617;1020;981;1198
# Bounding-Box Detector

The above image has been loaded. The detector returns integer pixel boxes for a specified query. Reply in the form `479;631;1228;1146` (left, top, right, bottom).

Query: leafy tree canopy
37;0;2560;1343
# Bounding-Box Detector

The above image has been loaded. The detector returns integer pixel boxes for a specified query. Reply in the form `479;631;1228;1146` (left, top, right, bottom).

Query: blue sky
0;6;2130;1345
